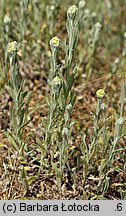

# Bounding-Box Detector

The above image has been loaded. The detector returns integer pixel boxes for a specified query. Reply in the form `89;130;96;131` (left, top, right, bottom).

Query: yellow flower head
67;5;78;15
50;36;60;48
67;5;78;19
96;89;105;99
8;41;18;54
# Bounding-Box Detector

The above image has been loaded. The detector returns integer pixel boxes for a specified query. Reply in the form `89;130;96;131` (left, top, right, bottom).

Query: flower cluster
52;76;62;87
52;76;62;94
50;36;60;49
8;41;18;54
67;5;78;20
96;89;105;99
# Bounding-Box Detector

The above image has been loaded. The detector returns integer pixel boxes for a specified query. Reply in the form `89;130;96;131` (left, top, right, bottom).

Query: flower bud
62;127;69;136
91;12;97;18
124;32;126;39
115;117;124;126
96;89;105;99
114;58;120;64
84;9;90;15
52;76;62;92
50;5;55;11
66;103;72;110
78;1;86;9
95;22;102;29
4;15;11;24
67;5;78;20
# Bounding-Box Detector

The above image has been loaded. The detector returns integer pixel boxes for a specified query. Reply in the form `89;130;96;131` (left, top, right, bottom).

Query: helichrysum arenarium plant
44;36;61;152
19;0;29;63
80;81;126;195
46;0;61;36
97;81;126;195
78;0;86;29
81;88;105;182
105;32;126;90
66;5;79;67
3;15;11;69
0;15;11;91
20;0;29;42
40;5;79;190
86;22;102;78
5;41;31;156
